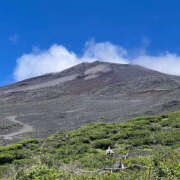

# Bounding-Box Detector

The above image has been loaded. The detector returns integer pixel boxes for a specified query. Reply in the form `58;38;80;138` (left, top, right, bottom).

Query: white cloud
83;40;128;64
14;40;180;81
14;44;81;81
14;41;128;81
133;53;180;76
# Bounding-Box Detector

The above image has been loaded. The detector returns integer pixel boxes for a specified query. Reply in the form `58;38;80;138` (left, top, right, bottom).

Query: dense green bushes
13;150;180;180
15;165;61;180
92;139;114;149
0;138;40;165
0;111;180;179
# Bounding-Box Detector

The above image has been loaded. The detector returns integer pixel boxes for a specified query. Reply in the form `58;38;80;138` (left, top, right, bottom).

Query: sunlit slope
1;61;180;142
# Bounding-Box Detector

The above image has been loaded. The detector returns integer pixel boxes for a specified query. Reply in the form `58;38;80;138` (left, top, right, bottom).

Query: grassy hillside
0;111;180;179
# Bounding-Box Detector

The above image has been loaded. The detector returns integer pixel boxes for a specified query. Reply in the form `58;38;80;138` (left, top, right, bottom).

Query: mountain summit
1;61;179;93
1;61;180;142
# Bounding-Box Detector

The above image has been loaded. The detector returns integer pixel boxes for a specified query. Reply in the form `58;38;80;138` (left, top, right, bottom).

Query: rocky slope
1;61;180;142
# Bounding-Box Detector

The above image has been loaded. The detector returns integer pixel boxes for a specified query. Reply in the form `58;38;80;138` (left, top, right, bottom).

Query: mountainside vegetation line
0;111;179;179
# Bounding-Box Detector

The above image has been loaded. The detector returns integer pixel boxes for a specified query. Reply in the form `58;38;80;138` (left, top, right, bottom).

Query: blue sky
1;1;180;85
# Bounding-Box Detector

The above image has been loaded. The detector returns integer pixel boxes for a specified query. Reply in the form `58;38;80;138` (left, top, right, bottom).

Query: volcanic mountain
1;61;180;142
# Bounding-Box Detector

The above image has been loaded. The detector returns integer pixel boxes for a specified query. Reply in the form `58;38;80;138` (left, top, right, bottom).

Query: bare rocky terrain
1;61;180;143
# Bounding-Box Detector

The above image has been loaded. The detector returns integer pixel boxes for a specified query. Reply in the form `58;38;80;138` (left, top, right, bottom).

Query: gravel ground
0;61;180;143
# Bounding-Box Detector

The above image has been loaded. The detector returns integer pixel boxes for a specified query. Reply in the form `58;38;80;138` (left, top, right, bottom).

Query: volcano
1;61;180;142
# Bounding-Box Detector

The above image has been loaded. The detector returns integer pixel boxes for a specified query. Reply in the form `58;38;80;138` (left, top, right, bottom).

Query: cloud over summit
14;40;180;81
14;41;128;81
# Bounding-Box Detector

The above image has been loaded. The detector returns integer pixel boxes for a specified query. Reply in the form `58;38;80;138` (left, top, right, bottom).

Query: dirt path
1;116;33;140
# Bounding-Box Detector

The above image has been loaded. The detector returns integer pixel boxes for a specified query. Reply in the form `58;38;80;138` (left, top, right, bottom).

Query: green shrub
0;144;23;152
0;111;180;179
0;153;15;164
15;165;60;180
92;139;114;149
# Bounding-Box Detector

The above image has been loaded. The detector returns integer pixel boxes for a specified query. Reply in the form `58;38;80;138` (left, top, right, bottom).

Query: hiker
106;146;114;156
122;152;129;160
112;160;125;172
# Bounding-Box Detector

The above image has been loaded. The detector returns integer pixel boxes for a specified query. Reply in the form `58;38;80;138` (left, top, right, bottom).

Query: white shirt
106;149;114;155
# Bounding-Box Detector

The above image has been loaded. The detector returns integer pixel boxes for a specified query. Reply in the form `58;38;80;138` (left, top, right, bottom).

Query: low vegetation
0;111;180;179
0;123;20;130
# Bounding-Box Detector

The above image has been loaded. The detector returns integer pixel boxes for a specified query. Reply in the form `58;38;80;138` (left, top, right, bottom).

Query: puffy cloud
133;53;180;76
14;40;180;81
14;45;81;81
83;40;128;64
14;41;128;81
